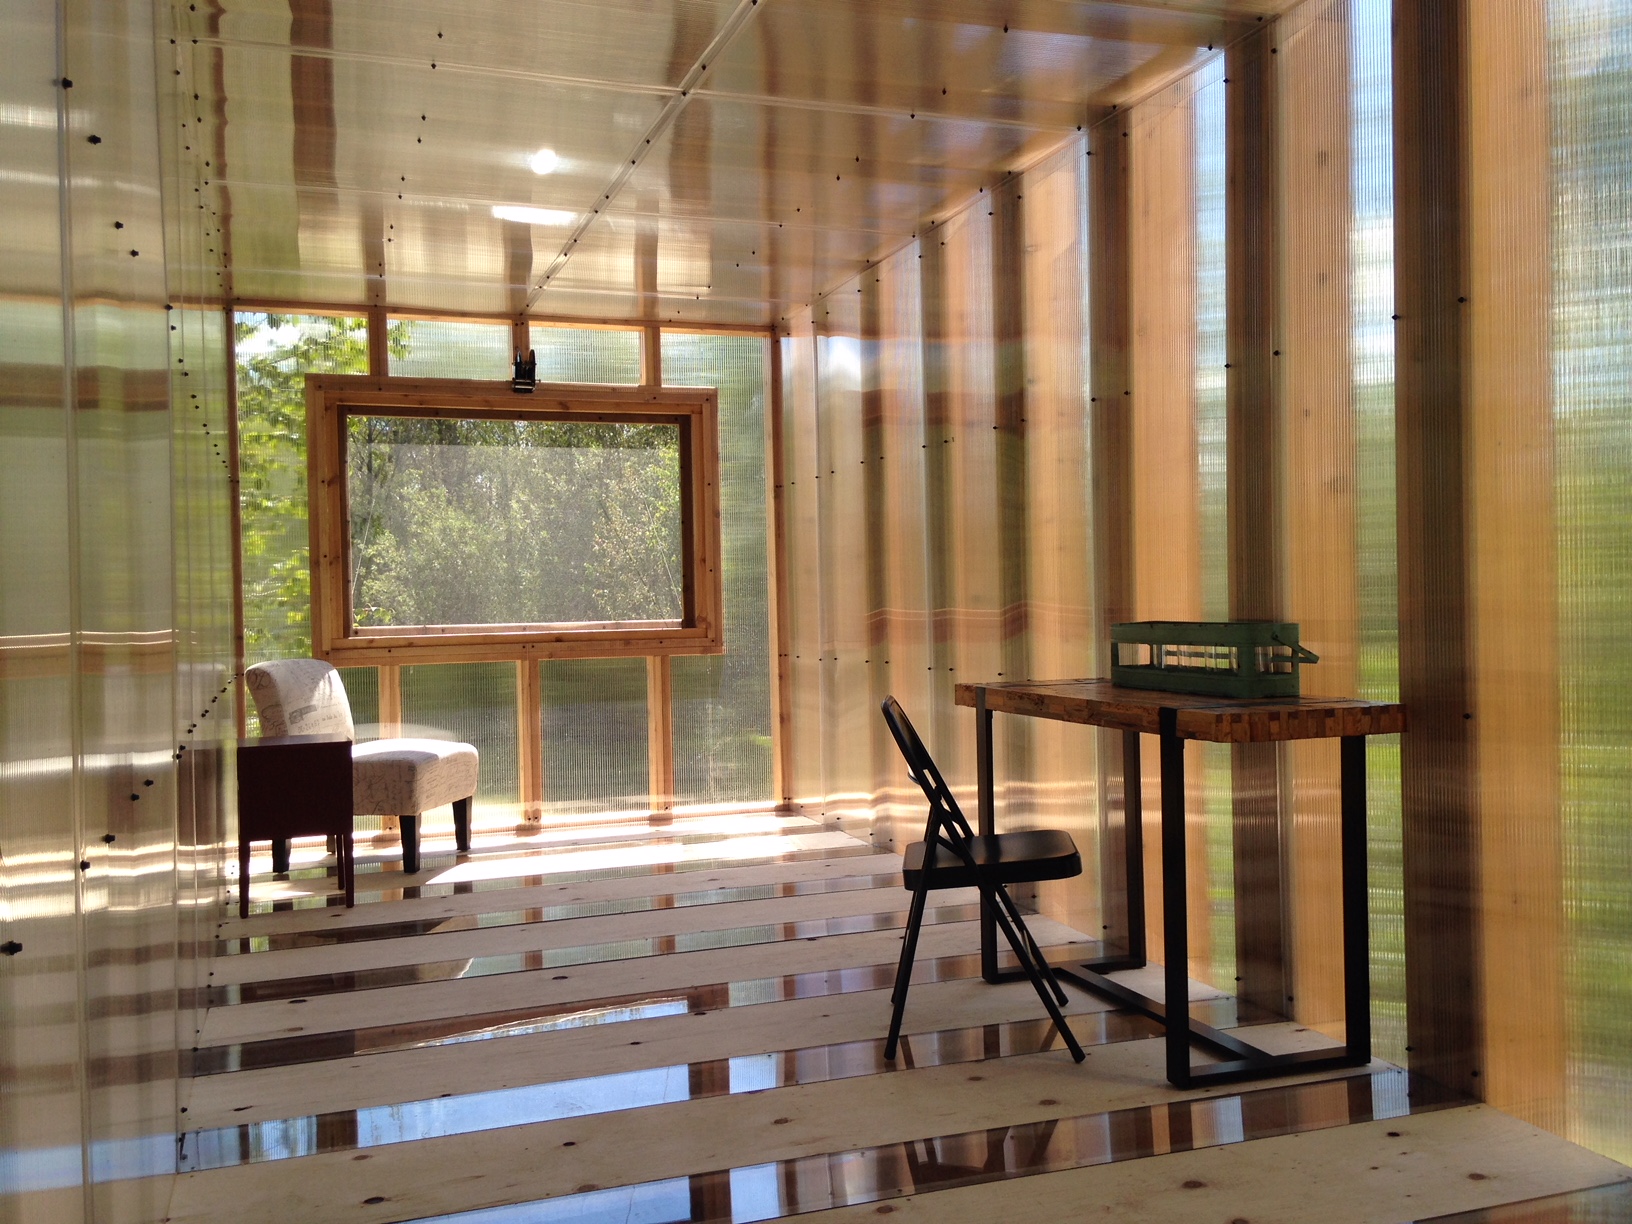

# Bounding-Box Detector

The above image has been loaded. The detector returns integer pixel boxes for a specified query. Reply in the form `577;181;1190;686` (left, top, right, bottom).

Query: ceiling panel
213;0;738;91
701;0;1235;128
215;44;668;211
621;98;1040;229
537;205;889;324
176;0;1312;326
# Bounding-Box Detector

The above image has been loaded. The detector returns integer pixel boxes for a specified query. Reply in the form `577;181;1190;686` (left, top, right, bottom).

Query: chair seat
902;829;1082;891
352;738;479;816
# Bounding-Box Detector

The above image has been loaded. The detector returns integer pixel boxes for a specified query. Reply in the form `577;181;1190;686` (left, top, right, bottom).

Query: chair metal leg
884;882;933;1060
891;885;930;1006
453;796;471;854
993;886;1069;1006
987;885;1085;1062
401;814;419;875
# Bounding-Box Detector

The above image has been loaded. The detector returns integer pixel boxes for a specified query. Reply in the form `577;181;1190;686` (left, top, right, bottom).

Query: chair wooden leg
453;797;471;853
341;831;355;908
884;883;933;1061
239;840;252;919
271;838;290;875
400;814;419;875
987;885;1085;1062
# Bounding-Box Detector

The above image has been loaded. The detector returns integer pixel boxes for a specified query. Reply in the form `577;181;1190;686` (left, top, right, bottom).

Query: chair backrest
880;696;977;870
245;658;355;740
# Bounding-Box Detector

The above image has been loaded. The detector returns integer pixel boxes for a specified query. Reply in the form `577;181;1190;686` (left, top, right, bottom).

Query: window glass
388;318;510;380
347;415;683;628
663;334;775;806
234;311;366;661
531;326;641;384
540;658;648;815
402;662;520;806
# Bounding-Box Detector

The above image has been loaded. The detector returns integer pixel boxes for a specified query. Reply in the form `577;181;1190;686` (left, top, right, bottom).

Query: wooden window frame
306;374;724;665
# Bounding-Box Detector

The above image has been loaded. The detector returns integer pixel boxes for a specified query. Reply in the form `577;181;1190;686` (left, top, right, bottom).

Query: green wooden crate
1110;621;1319;699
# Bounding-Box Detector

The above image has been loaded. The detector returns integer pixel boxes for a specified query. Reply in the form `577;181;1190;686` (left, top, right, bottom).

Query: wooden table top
953;678;1406;743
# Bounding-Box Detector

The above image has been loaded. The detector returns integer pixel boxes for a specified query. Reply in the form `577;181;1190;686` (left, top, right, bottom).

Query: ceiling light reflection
492;204;575;226
527;147;559;175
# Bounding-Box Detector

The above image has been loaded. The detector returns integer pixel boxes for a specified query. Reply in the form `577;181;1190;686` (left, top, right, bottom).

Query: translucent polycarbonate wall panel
234;311;368;663
814;292;876;833
1551;0;1632;1161
1124;71;1216;983
402;663;520;807
531;326;641;384
0;2;85;1209
1015;139;1099;937
780;314;824;814
928;205;1000;812
539;659;649;816
1195;58;1229;628
337;666;381;740
871;248;931;855
68;0;188;1210
388;317;511;380
662;333;774;807
0;0;214;1211
1190;59;1237;993
168;296;233;1033
1268;0;1404;1059
1347;0;1404;1065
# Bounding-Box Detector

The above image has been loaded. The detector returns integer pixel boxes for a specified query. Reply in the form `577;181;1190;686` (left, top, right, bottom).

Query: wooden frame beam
1089;107;1137;958
225;308;247;736
517;658;543;823
1394;0;1479;1100
767;334;793;806
639;320;677;816
224;297;775;337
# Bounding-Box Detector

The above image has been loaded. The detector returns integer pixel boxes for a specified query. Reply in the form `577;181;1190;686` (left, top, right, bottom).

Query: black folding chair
881;696;1087;1062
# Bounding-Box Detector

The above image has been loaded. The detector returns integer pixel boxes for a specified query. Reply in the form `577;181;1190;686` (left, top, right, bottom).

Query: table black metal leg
1053;730;1147;988
975;691;999;984
1122;729;1147;965
1342;734;1371;1065
1159;711;1192;1086
1060;715;1375;1089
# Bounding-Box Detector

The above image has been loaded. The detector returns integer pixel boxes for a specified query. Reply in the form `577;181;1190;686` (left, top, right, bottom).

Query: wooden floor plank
804;1106;1631;1224
209;880;963;986
196;916;1094;1047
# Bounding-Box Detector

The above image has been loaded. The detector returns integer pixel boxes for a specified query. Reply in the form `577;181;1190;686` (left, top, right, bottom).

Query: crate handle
1271;633;1319;665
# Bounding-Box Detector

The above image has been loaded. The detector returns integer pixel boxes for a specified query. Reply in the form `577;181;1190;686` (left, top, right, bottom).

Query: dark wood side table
237;735;355;917
953;679;1405;1089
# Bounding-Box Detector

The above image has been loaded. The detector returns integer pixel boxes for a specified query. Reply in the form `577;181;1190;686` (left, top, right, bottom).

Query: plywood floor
161;812;1631;1224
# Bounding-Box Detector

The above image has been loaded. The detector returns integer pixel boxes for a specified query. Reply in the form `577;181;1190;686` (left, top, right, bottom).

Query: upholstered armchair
244;659;479;874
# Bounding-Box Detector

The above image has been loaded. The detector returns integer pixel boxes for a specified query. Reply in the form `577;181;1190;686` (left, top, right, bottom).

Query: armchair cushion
245;659;355;740
352;739;480;817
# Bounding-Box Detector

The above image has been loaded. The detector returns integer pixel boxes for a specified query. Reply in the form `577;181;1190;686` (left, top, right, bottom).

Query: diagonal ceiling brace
524;0;764;312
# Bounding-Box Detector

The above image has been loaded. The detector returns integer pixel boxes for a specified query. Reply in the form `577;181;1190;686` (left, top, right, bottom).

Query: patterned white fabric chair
245;658;478;874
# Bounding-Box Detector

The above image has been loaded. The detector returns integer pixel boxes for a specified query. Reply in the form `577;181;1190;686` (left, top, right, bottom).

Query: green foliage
235;313;370;658
346;417;683;627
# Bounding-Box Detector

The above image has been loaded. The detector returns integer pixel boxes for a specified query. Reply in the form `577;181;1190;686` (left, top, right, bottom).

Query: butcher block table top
953;678;1406;743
